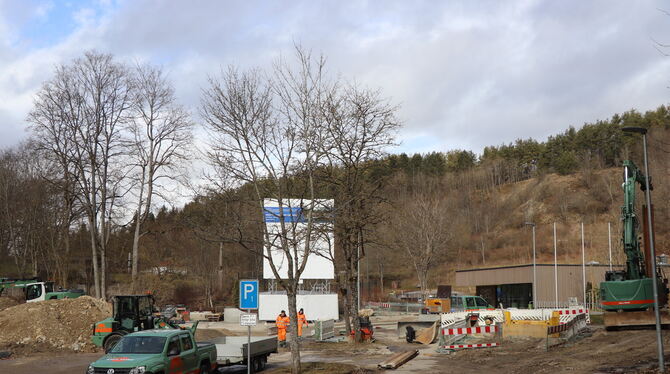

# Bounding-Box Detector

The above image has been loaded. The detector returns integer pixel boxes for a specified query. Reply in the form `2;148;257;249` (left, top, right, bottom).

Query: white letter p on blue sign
240;280;259;310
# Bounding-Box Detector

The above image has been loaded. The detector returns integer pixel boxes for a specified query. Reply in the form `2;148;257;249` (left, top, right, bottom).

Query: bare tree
201;48;331;373
319;84;400;341
29;51;133;298
127;63;193;291
391;194;450;301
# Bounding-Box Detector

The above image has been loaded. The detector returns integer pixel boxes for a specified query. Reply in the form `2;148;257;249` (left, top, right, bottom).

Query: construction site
4;2;670;373
0;152;669;373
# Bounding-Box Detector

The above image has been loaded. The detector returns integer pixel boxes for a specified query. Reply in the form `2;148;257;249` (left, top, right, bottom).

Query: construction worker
297;308;308;338
276;310;289;347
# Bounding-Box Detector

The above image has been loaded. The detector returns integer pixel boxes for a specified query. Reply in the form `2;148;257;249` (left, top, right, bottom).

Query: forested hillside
2;103;670;306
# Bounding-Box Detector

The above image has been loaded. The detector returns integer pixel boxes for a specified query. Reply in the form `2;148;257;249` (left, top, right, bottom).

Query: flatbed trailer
206;335;277;371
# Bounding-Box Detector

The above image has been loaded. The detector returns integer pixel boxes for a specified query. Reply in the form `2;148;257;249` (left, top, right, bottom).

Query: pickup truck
87;329;216;374
87;328;277;373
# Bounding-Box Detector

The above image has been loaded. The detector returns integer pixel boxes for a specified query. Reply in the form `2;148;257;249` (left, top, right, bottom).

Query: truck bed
203;336;277;365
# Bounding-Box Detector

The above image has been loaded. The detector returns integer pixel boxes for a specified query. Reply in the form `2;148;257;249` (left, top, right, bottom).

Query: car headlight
129;366;146;374
86;365;95;374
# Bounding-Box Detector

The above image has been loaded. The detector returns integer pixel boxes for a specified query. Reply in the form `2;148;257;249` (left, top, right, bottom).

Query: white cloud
1;0;670;156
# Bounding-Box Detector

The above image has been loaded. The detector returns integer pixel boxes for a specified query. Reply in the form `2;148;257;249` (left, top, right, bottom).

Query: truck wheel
103;334;123;353
199;363;210;374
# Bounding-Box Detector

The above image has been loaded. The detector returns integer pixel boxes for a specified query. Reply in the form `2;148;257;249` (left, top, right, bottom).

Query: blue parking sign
239;280;259;310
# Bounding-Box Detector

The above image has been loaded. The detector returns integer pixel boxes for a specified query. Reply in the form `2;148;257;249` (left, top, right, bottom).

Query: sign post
240;280;259;374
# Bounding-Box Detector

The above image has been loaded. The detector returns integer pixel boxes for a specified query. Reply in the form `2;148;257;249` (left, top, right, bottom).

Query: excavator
601;160;670;328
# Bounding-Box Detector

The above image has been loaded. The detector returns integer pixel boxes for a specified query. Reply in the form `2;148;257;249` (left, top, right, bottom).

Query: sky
2;0;670;155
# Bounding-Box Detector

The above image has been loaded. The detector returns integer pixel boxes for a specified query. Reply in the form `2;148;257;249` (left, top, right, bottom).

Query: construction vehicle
92;294;193;352
0;277;84;303
601;160;670;328
423;285;453;314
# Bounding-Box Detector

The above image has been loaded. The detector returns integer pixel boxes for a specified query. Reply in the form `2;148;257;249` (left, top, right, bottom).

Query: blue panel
263;206;304;223
240;280;259;310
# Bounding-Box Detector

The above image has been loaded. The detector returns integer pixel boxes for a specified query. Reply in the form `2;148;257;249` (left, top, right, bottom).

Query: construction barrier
443;325;498;335
440;307;590;328
445;343;500;349
439;323;501;351
546;313;588;350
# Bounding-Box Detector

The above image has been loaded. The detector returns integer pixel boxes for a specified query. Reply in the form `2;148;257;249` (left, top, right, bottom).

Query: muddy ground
2;320;670;373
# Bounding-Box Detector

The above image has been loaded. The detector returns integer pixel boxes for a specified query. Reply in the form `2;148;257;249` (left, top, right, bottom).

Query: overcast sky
2;0;670;155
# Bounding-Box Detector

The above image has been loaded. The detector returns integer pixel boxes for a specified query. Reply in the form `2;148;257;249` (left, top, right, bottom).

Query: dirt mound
0;296;111;355
0;297;19;311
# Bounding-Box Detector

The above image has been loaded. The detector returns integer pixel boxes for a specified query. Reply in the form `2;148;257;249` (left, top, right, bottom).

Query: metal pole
581;222;586;308
247;309;251;374
553;222;558;308
532;225;537;308
608;222;612;271
641;133;665;372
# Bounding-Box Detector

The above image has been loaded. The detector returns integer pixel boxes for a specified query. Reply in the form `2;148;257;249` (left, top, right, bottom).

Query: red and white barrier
556;308;590;324
443;325;498;336
444;343;499;349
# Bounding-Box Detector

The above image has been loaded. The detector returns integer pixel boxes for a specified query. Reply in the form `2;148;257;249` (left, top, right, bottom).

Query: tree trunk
131;208;142;292
88;216;101;298
286;289;301;374
379;261;384;300
348;250;361;342
218;243;224;291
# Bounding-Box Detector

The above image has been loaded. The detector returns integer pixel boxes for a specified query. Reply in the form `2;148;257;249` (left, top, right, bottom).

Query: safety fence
365;301;424;313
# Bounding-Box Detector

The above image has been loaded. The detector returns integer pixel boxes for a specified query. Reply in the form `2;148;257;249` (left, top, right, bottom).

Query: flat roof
455;263;618;273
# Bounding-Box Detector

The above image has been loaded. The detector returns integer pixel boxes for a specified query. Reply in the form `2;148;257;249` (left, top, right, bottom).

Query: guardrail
365;302;424;314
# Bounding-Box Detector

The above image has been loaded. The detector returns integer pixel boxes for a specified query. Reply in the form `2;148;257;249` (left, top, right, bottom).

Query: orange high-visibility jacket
297;313;308;326
276;315;290;329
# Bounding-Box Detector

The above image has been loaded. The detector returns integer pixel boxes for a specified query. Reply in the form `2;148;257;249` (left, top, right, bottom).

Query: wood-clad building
455;264;618;308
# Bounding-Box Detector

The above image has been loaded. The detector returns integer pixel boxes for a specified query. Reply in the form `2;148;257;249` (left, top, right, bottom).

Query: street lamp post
622;126;664;372
525;222;537;308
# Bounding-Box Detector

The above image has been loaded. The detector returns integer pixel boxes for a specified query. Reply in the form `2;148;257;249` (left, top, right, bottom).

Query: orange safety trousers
276;316;290;341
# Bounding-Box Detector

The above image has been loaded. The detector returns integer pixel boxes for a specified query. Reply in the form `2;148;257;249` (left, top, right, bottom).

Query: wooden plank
377;350;419;369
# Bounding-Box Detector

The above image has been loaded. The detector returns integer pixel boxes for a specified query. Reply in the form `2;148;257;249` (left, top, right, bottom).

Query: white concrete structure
262;199;335;280
258;293;339;321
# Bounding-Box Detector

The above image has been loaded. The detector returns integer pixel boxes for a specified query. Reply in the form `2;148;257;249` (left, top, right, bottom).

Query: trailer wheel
253;357;263;372
199;363;210;374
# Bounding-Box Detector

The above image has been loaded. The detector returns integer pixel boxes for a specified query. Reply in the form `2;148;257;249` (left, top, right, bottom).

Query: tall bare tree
127;64;193;291
391;193;450;300
201;48;332;374
319;84;400;341
29;51;133;298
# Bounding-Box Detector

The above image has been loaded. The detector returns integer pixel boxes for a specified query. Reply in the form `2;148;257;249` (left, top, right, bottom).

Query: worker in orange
297;308;308;339
276;310;290;347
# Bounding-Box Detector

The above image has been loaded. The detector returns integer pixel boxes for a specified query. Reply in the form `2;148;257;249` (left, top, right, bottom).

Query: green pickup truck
87;329;216;374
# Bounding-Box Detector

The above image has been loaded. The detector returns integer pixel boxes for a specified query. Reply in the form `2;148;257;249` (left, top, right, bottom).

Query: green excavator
601;160;669;328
